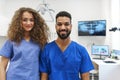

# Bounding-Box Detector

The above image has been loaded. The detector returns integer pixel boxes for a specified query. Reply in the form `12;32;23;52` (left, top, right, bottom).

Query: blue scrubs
40;41;94;80
0;40;41;80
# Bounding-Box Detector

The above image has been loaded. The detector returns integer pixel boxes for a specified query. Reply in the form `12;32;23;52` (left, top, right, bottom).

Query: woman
0;7;49;80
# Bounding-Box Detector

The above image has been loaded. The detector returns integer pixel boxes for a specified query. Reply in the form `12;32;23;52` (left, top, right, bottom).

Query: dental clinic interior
0;0;120;80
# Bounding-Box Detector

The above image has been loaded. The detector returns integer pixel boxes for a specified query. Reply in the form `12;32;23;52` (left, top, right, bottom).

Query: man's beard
57;30;71;39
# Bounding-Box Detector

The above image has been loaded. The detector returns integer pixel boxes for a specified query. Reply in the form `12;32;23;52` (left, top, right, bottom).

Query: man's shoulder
71;41;82;46
45;41;55;47
71;41;86;49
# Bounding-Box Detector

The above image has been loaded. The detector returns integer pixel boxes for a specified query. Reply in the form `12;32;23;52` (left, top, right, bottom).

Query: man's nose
61;24;66;29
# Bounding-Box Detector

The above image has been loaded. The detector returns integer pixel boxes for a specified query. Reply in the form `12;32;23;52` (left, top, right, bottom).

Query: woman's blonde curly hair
7;7;49;49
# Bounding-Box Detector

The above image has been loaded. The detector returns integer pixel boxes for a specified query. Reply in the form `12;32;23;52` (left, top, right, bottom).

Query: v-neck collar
54;40;72;54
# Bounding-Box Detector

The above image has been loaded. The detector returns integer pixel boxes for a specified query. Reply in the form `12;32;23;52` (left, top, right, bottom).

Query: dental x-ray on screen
78;20;106;36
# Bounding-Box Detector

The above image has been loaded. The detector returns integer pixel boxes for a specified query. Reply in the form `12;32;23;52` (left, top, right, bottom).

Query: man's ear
55;24;57;29
70;24;72;28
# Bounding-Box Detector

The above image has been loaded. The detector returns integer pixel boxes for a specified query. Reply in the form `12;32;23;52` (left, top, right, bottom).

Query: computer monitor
91;45;109;59
113;49;120;55
112;49;120;59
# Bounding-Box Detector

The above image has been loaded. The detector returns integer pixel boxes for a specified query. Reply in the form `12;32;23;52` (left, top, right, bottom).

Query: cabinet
92;59;120;80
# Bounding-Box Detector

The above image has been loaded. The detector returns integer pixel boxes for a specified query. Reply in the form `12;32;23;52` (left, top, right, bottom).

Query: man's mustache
59;29;67;32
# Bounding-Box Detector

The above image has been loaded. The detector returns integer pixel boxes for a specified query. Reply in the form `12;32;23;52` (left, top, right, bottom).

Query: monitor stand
92;55;105;60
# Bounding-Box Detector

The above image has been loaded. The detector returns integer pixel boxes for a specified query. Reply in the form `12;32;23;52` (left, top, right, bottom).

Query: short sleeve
79;47;94;73
0;40;13;58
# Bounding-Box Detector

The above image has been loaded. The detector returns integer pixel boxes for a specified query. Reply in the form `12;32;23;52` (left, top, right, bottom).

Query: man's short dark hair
56;11;72;23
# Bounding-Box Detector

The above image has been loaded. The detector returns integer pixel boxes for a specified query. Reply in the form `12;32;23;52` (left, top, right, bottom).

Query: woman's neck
24;32;30;41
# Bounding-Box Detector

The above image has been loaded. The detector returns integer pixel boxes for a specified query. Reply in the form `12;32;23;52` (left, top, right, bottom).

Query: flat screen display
113;49;120;55
78;20;106;36
91;45;109;56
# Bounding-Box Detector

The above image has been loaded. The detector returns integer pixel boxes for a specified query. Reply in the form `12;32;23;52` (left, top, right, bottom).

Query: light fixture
36;0;55;22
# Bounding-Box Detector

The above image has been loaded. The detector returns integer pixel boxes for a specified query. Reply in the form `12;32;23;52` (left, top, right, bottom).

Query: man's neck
55;37;71;52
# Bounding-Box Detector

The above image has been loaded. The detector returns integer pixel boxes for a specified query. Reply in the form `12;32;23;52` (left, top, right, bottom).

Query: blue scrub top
40;41;94;80
0;40;41;80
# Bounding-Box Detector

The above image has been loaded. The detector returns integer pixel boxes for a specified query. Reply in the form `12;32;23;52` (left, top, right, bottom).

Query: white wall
0;36;7;48
111;0;120;50
0;0;115;55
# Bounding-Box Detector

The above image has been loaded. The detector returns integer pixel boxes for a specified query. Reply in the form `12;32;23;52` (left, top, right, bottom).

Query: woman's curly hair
7;7;49;48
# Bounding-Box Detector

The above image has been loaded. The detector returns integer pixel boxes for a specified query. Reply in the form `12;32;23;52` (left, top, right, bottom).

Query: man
40;11;94;80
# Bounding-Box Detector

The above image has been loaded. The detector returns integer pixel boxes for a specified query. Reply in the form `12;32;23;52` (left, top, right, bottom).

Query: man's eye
64;23;70;26
57;23;62;26
56;23;70;26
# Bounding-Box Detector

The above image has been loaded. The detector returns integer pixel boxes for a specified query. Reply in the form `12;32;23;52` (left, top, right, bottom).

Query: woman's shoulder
4;39;13;45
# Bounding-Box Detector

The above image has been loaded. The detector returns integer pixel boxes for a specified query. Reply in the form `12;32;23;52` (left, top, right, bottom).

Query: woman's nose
27;20;31;24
